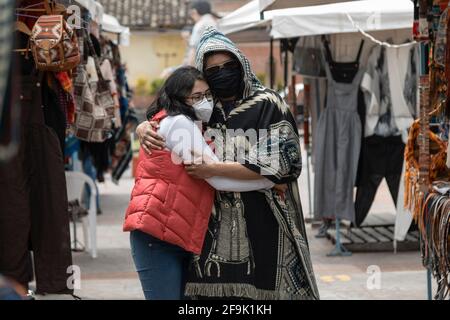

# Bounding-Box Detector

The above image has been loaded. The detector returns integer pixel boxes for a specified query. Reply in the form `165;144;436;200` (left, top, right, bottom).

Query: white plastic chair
65;171;98;258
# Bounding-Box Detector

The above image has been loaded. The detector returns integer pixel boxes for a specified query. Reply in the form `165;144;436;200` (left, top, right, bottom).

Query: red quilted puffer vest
124;110;215;254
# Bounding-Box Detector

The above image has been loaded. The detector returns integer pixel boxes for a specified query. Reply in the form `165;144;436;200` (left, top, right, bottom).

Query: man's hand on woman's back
136;121;166;154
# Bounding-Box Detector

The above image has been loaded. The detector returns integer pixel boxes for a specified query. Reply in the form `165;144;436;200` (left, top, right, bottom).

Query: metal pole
72;210;78;251
284;42;288;91
270;38;274;89
427;267;432;300
291;74;297;116
306;150;313;220
303;81;313;219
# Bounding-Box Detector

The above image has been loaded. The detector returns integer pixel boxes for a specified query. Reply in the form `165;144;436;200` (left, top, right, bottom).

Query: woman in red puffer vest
125;67;273;300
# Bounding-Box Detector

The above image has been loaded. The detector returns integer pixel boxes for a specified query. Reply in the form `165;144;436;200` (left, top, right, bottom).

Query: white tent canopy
75;0;103;23
75;0;97;16
218;0;267;36
119;27;131;47
75;1;130;45
102;14;126;34
259;0;356;12
270;0;414;39
218;0;278;42
102;14;130;46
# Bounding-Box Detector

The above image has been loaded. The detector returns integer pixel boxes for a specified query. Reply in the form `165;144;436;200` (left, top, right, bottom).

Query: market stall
266;0;418;256
222;1;416;233
269;0;450;299
219;0;450;300
234;1;412;260
402;0;450;300
0;0;135;297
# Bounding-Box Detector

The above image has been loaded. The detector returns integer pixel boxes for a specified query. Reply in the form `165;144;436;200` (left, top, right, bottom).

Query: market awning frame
270;0;414;39
259;0;357;13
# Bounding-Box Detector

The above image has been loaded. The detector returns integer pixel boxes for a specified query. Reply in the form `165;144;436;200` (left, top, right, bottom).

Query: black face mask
206;67;244;99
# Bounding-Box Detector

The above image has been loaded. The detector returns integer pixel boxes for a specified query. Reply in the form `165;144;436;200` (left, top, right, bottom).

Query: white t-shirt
158;114;274;192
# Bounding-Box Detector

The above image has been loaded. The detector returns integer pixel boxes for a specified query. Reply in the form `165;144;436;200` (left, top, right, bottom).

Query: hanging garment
361;44;417;141
308;78;327;166
42;75;69;153
323;39;365;83
314;40;365;223
79;140;111;183
0;71;73;294
117;66;132;121
100;59;121;128
394;160;414;242
354;44;418;226
354;135;405;227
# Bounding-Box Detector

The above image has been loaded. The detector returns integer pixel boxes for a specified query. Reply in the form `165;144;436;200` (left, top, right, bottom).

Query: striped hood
195;27;264;100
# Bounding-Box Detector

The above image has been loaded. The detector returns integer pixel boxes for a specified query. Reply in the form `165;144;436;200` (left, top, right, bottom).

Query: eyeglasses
204;60;241;77
186;90;213;104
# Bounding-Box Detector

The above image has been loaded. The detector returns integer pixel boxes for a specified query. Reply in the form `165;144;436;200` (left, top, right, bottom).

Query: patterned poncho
185;27;320;300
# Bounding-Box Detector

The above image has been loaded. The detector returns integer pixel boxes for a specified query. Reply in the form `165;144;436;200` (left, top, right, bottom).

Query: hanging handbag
30;14;80;72
72;32;114;142
293;36;326;78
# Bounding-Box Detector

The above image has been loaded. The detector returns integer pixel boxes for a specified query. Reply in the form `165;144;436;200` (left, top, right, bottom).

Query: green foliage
150;78;165;95
135;78;149;96
134;78;165;96
256;72;266;84
276;82;284;93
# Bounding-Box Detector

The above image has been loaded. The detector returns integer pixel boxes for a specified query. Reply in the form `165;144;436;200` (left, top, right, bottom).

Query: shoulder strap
44;0;54;15
322;37;333;63
85;31;106;82
321;37;334;79
356;39;365;62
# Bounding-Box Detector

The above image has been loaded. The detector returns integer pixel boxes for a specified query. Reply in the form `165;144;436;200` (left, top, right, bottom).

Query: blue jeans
0;287;22;300
130;230;190;300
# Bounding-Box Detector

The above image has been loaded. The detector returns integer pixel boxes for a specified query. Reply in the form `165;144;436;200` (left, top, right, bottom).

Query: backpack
30;15;80;72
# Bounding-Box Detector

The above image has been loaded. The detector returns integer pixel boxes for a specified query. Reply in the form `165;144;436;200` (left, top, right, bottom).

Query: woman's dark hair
146;66;205;121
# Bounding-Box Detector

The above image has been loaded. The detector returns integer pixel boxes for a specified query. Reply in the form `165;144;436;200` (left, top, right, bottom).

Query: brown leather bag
30;14;80;72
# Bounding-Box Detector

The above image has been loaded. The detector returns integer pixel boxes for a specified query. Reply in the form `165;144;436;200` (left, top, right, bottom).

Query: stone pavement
53;165;430;301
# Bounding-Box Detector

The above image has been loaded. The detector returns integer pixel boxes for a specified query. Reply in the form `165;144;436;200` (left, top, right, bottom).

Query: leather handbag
30;14;80;72
72;32;114;142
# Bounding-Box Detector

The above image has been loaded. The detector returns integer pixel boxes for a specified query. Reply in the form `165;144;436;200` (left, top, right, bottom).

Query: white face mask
193;97;214;123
